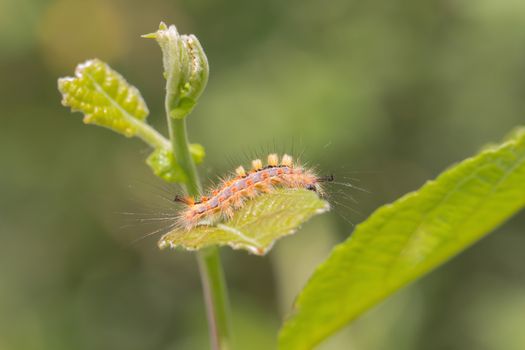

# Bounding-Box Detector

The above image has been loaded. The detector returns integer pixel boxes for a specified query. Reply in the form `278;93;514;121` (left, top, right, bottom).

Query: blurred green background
2;0;525;349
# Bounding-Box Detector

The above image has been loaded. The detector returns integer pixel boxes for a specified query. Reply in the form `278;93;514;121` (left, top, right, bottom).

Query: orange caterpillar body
176;154;328;229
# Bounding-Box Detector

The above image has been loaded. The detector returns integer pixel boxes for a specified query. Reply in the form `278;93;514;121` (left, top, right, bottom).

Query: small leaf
147;144;205;183
143;22;209;119
159;189;330;255
58;59;150;138
189;143;206;164
58;58;206;183
147;148;187;183
279;127;525;350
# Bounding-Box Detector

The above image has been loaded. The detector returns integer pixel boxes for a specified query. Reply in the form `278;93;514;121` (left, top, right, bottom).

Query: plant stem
196;246;232;350
167;115;232;350
169;118;201;195
133;119;171;150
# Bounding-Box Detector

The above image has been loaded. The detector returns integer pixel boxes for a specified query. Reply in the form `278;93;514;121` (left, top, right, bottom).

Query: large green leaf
159;189;330;255
279;128;525;350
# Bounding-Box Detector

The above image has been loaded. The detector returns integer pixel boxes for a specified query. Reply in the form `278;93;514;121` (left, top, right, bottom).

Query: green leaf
58;59;154;138
188;143;206;164
146;144;205;183
143;22;209;119
279;127;525;350
158;189;330;255
146;148;187;183
58;58;206;183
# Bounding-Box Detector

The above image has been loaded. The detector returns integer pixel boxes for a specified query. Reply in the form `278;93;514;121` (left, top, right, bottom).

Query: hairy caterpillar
174;153;334;230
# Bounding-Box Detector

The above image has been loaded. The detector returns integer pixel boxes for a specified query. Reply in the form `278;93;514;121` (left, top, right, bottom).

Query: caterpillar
174;153;334;230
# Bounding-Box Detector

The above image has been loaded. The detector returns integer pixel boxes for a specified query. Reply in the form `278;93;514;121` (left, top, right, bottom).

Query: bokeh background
2;0;525;349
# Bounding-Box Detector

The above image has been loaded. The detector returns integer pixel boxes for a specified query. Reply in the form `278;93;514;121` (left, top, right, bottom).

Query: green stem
167;115;232;350
196;246;232;350
169;118;201;194
133;119;171;150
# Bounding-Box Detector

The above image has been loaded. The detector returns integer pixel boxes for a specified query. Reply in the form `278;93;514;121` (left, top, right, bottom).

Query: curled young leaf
147;144;205;183
159;189;330;255
143;22;209;119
